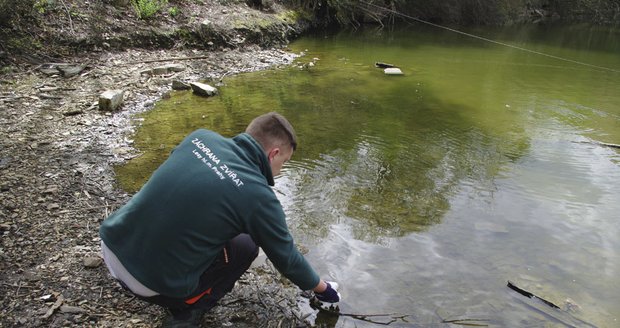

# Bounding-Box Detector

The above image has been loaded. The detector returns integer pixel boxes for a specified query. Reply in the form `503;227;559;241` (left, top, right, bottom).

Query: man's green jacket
100;129;319;298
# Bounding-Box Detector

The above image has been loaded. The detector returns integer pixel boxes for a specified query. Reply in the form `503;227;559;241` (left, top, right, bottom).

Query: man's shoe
161;309;205;328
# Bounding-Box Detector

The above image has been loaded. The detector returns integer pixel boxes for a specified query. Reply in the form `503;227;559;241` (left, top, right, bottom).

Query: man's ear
267;147;280;162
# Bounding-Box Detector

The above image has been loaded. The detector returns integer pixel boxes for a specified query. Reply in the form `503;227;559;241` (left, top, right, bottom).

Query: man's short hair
245;112;297;151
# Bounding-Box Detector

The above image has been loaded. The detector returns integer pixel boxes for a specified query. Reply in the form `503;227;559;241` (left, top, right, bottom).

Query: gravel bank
0;40;320;327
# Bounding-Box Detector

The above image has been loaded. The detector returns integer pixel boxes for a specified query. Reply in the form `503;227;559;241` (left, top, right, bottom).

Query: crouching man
99;112;340;327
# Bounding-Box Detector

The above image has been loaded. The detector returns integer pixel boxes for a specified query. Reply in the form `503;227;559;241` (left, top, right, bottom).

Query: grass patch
132;0;168;19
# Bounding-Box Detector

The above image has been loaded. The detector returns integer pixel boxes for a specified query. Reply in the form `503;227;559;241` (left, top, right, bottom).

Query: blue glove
315;281;341;303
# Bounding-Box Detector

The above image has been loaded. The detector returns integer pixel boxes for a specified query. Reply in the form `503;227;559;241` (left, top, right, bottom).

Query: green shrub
168;5;179;17
132;0;168;19
34;0;53;13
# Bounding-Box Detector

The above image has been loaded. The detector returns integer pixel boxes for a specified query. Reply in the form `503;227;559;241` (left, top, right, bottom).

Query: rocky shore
0;44;319;328
0;1;321;327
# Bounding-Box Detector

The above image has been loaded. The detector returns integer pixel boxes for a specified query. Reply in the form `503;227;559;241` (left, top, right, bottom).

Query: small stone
42;187;59;195
62;109;84;116
83;256;103;268
0;157;10;170
47;203;60;210
112;147;130;155
60;305;86;314
165;64;186;72
98;90;125;111
39;67;60;76
151;66;169;75
172;80;191;90
58;65;86;78
190;82;218;97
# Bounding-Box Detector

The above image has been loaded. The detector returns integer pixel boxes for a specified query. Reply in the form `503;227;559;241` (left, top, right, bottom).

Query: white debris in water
384;67;404;75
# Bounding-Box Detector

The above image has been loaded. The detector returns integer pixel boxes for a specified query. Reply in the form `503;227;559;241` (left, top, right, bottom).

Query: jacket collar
234;133;275;186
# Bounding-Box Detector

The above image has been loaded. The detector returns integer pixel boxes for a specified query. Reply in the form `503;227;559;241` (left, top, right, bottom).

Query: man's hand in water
315;281;341;303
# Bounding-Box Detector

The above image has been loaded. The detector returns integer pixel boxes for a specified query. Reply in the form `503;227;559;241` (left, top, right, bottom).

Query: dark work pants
135;234;259;319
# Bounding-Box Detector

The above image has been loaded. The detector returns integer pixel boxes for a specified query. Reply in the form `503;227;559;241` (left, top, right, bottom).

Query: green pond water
116;24;620;327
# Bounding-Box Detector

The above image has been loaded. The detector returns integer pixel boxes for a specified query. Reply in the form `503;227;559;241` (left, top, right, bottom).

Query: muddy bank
0;36;322;328
1;0;310;66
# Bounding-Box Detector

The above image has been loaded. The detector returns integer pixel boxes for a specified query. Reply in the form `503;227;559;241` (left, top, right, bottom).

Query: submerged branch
574;140;620;149
594;141;620;149
310;298;489;326
507;281;560;309
441;318;490;327
506;281;597;328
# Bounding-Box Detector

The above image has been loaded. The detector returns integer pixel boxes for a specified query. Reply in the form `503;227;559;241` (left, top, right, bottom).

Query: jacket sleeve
246;195;320;290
